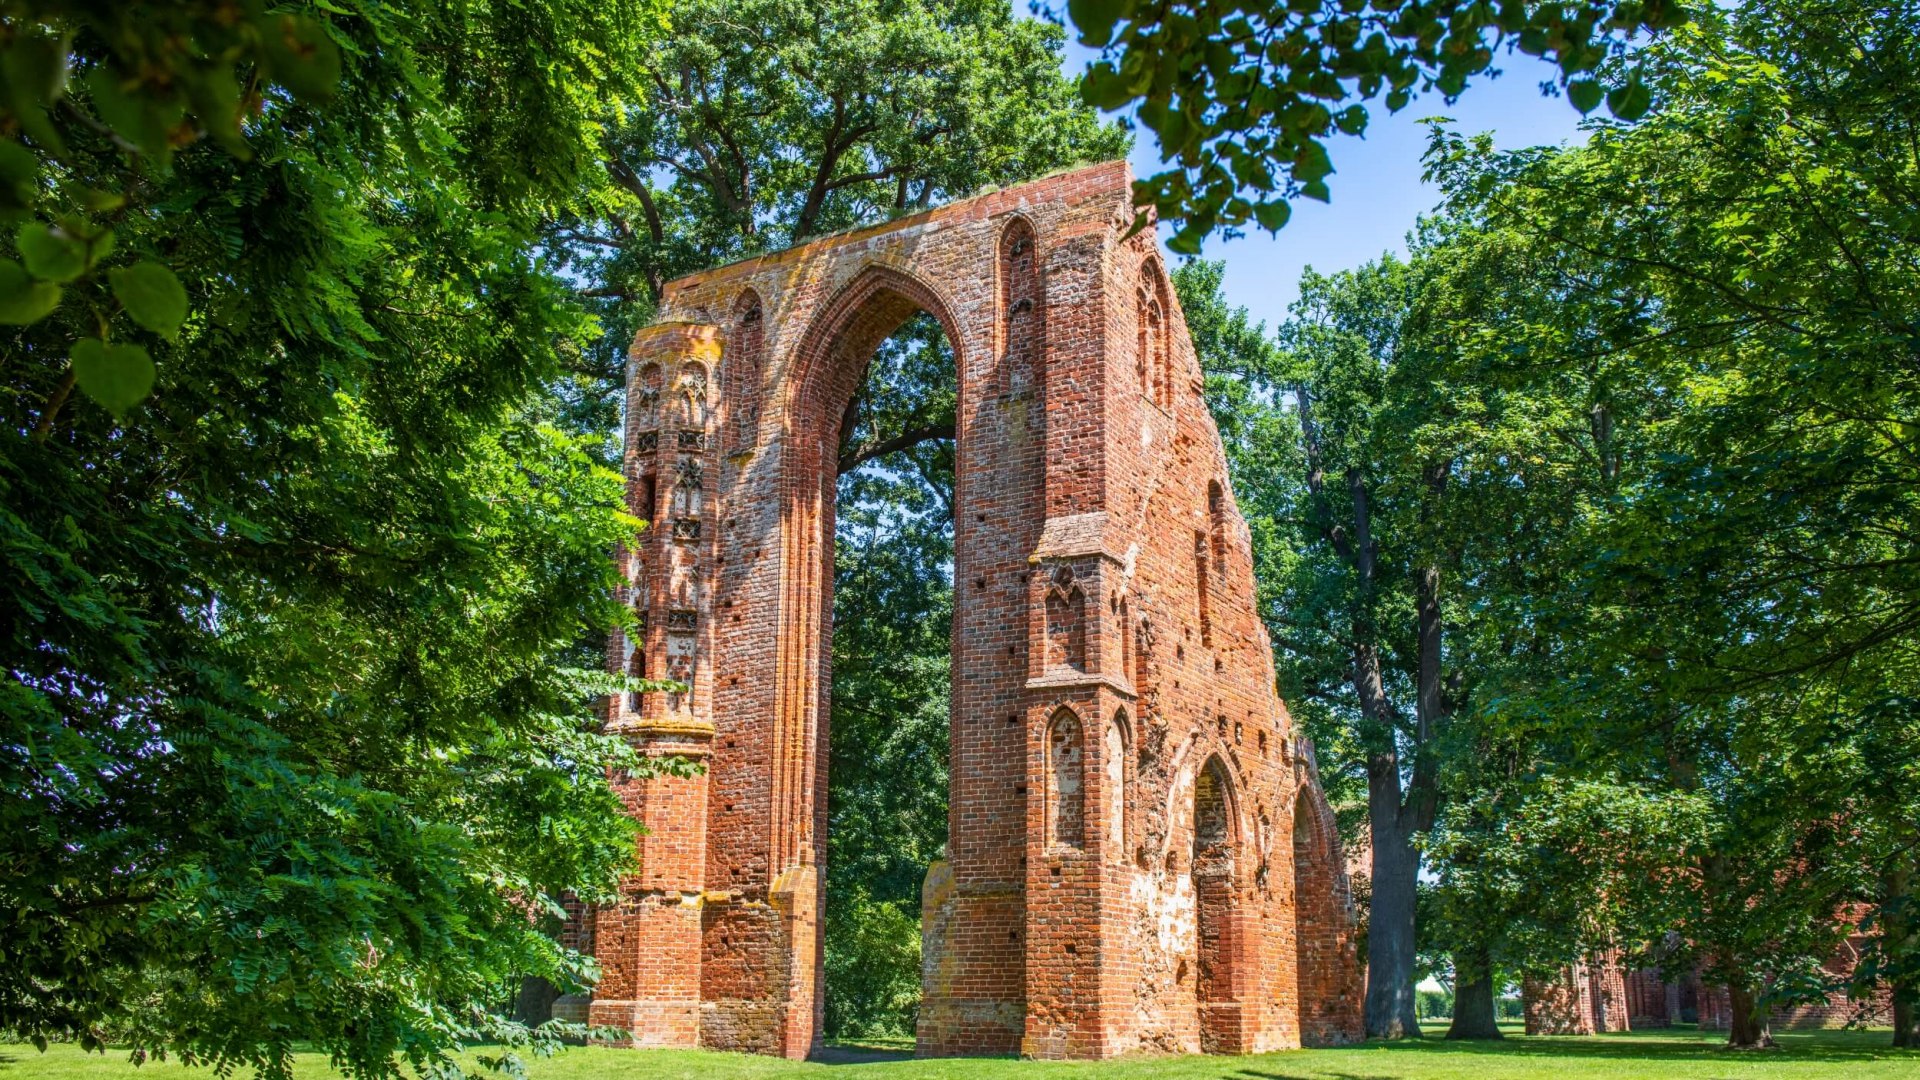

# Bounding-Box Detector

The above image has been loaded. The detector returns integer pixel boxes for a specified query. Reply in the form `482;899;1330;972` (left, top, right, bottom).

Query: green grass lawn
5;1027;1916;1080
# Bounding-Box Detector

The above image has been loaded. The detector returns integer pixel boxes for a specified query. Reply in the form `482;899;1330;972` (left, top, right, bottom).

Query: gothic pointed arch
1048;707;1086;849
726;288;766;450
999;216;1043;398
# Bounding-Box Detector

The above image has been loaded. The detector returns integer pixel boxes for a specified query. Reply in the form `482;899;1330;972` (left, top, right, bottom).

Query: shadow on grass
814;1038;918;1065
1238;1027;1905;1066
1235;1072;1399;1080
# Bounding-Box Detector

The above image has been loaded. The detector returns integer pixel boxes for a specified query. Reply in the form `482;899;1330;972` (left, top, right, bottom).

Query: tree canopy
1183;0;1919;1047
1066;0;1685;251
1;3;672;1075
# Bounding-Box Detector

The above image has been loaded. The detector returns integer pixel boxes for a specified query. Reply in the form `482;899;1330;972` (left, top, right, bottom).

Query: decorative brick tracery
572;162;1361;1059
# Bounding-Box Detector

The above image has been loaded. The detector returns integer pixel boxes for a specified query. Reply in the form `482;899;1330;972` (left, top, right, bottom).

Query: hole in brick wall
1176;959;1189;983
1215;658;1224;672
1064;943;1077;955
1259;731;1268;756
1008;931;1019;942
1016;786;1028;796
975;578;985;589
1007;714;1018;725
726;804;735;812
1177;644;1185;660
976;513;986;522
1051;867;1062;877
1008;645;1016;656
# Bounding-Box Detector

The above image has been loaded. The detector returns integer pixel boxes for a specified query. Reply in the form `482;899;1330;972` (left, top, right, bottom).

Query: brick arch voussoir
785;262;966;445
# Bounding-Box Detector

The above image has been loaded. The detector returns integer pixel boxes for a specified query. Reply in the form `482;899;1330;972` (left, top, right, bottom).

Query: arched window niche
1047;708;1085;849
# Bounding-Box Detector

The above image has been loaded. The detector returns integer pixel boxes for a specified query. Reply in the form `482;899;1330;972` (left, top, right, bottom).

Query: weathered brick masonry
563;162;1363;1059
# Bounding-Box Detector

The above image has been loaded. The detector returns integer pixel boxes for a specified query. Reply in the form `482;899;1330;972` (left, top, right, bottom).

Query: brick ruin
1523;927;1894;1035
1521;955;1636;1035
555;162;1364;1059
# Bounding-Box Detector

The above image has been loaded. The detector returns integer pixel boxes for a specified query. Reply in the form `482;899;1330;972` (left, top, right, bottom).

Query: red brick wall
1694;934;1895;1030
1524;965;1597;1035
1624;967;1674;1029
1524;953;1630;1035
582;161;1360;1060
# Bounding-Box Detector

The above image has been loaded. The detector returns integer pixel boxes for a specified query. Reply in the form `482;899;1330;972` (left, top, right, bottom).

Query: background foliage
1183;0;1919;1046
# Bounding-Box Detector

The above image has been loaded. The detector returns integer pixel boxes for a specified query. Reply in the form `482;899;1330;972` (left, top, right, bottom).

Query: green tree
1424;0;1920;1046
1;3;675;1076
1063;0;1684;251
552;0;1130;437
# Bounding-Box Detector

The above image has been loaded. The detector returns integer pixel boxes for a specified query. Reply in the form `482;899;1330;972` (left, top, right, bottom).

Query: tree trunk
1365;816;1423;1039
1887;863;1918;1049
1895;996;1917;1049
1725;981;1775;1049
1889;991;1920;1045
1447;945;1502;1039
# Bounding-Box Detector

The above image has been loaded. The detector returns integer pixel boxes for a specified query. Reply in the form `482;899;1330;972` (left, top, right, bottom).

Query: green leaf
1292;140;1334;183
2;33;69;104
0;138;37;207
260;14;344;102
1079;66;1135;111
1068;0;1133;47
183;66;252;160
1568;79;1604;115
111;261;190;339
18;222;86;282
85;66;169;155
1254;199;1292;232
1167;224;1205;255
76;188;126;213
70;337;156;415
1607;78;1652;121
0;258;60;323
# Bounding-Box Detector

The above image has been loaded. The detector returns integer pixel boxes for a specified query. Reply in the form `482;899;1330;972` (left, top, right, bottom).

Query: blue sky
1056;37;1589;331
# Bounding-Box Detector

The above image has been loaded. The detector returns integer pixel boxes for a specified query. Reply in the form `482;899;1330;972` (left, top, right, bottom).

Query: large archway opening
819;308;957;1046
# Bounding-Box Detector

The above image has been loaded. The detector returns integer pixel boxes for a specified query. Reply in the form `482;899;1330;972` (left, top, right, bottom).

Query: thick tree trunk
1365;816;1423;1039
1447;946;1502;1040
1725;981;1775;1049
1887;863;1918;1049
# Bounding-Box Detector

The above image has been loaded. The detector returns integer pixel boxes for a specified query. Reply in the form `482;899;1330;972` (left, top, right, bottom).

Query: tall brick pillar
589;322;722;1046
1015;218;1138;1059
588;719;713;1044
